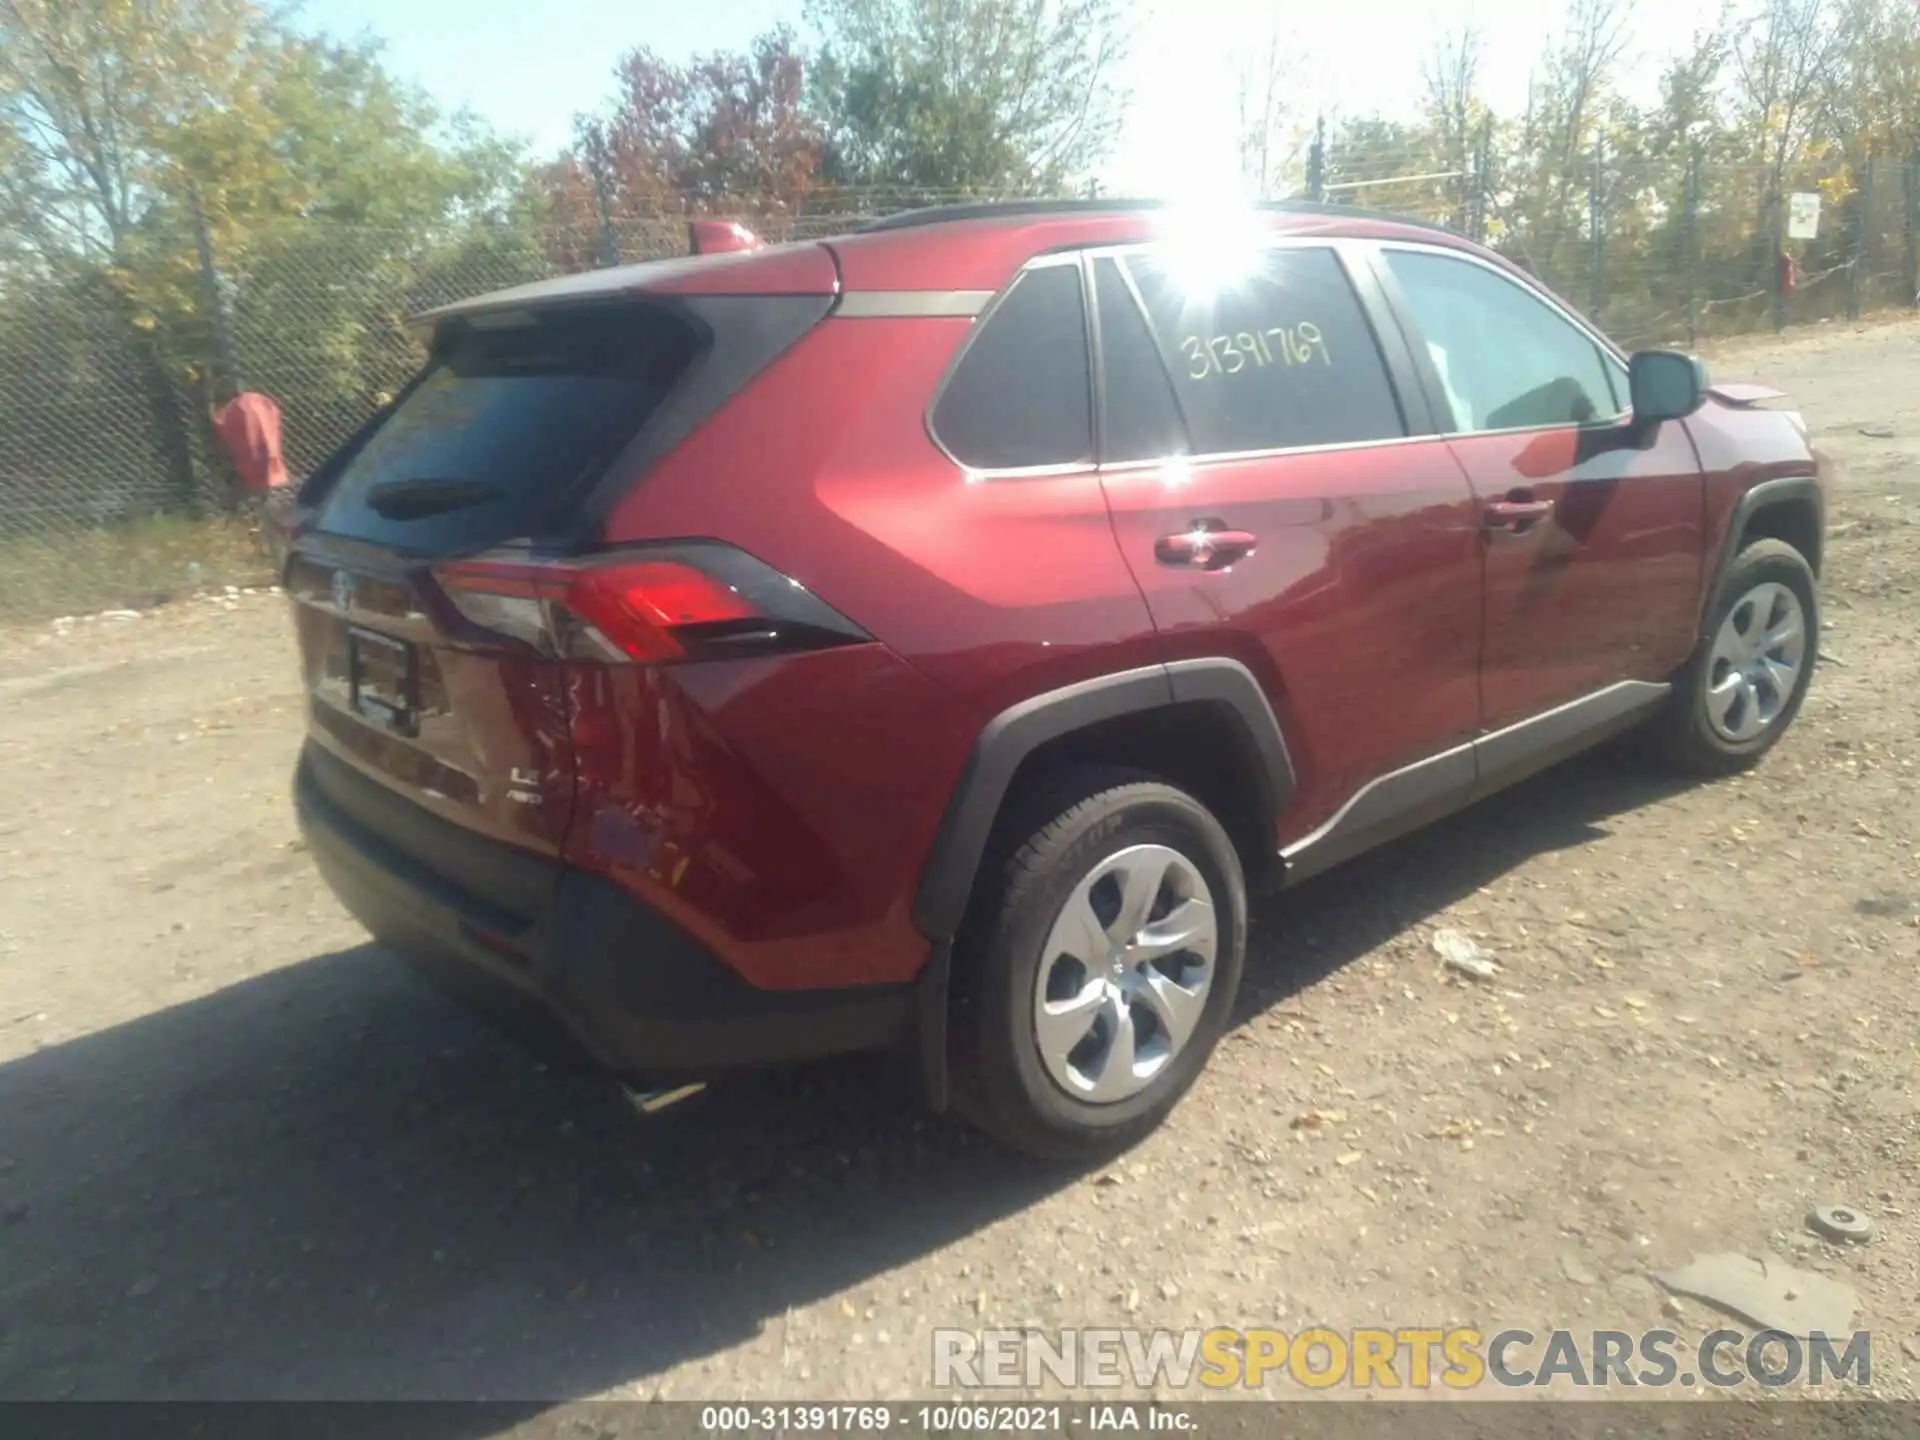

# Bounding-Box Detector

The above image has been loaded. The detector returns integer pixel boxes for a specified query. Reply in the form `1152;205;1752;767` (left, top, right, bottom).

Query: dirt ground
0;318;1915;1406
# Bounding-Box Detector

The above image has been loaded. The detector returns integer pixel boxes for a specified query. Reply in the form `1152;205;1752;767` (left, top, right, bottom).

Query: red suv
287;200;1823;1158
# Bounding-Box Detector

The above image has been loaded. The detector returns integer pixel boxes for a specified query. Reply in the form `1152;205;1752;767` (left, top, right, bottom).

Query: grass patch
0;512;275;622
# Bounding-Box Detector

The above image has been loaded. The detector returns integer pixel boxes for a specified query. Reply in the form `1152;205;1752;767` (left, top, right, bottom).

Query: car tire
1650;538;1819;775
949;769;1247;1162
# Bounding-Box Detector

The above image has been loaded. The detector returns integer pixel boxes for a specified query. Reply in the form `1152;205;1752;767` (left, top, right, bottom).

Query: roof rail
852;197;1460;239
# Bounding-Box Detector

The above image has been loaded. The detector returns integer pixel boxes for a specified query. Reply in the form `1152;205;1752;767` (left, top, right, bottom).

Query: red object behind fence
212;392;289;494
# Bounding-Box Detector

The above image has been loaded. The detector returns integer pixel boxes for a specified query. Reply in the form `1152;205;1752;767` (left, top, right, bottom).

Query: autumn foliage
544;27;824;270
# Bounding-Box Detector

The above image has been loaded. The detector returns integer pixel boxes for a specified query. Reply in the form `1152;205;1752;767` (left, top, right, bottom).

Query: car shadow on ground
1237;744;1693;1016
0;748;1691;1403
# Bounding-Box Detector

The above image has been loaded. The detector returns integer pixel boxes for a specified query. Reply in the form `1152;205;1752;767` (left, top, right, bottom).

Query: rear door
1091;241;1486;847
1372;244;1704;731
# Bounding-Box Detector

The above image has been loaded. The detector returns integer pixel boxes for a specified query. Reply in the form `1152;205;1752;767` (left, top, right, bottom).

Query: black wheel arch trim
911;658;1296;945
1706;476;1824;633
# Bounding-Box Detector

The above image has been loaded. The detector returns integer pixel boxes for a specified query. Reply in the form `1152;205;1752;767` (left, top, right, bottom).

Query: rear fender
909;657;1295;1113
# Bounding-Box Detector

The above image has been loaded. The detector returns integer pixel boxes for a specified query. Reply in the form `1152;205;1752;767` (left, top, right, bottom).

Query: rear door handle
1155;520;1258;571
1483;497;1555;533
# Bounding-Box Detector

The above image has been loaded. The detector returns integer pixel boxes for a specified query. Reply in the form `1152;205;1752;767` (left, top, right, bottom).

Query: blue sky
295;0;1723;197
297;0;796;155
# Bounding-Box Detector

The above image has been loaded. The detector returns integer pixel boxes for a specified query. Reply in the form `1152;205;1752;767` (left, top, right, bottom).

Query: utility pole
1469;114;1493;242
1588;139;1605;322
1852;154;1871;322
188;182;240;400
1682;139;1700;349
593;167;619;269
1770;184;1787;334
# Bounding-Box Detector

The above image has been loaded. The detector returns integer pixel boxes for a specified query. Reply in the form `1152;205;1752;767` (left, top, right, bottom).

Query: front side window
1381;248;1624;433
1124;245;1406;456
931;263;1092;470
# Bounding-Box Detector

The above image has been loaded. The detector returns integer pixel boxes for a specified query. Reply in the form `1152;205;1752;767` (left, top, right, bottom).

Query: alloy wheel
1031;844;1217;1104
1706;581;1808;743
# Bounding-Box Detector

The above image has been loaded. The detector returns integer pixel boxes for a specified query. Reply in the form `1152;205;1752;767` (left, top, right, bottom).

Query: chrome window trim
1094;428;1456;477
835;290;996;318
1369;238;1635;438
1279;679;1672;878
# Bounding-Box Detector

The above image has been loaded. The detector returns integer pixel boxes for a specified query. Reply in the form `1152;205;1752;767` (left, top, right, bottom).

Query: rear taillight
432;542;870;664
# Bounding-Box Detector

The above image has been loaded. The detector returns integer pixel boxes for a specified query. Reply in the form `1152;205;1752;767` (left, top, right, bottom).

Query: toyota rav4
285;200;1824;1159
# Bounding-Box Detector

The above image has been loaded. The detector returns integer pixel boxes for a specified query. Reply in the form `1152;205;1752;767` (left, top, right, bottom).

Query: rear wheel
950;772;1247;1161
1650;538;1818;774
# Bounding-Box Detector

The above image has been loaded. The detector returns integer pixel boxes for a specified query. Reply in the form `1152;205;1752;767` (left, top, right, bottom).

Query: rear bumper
294;745;913;1083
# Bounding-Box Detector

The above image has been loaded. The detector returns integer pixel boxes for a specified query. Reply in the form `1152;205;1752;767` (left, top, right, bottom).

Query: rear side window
312;304;699;553
1126;247;1405;455
931;264;1092;470
1093;257;1189;463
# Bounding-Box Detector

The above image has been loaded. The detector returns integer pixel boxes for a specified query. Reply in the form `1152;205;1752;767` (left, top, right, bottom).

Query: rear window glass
931;264;1092;471
312;305;699;553
1126;247;1405;455
1093;256;1189;463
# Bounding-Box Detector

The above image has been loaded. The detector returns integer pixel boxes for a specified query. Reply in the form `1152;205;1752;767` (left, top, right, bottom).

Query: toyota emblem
331;569;355;613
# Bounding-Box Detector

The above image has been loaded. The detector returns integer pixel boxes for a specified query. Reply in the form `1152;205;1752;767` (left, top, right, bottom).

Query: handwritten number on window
1179;322;1330;379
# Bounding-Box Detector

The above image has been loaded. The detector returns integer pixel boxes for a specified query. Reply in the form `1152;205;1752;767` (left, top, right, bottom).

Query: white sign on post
1788;192;1822;240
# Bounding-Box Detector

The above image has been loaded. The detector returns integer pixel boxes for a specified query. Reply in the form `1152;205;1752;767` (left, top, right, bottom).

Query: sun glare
1152;199;1271;304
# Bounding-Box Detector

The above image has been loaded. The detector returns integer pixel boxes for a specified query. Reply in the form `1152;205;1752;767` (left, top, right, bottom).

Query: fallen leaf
1290;1109;1347;1130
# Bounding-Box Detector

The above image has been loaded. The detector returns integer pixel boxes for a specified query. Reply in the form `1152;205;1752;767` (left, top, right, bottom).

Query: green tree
0;0;538;507
803;0;1131;194
0;0;268;259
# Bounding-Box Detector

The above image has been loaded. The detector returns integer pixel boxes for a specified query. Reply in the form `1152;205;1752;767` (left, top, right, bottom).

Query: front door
1372;245;1705;733
1088;242;1486;847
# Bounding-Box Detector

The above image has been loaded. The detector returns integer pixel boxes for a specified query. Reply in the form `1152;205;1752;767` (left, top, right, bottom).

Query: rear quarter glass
930;263;1094;471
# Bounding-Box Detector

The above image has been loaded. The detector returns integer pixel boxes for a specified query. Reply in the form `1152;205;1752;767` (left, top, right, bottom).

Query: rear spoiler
1708;381;1787;407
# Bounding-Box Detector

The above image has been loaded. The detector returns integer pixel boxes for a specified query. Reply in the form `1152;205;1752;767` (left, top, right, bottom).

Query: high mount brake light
432;543;870;664
687;219;765;255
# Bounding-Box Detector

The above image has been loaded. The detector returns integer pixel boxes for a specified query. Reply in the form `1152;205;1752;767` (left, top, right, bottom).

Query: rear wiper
365;478;501;520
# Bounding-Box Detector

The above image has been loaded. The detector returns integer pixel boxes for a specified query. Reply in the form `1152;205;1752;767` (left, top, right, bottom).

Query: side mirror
1629;349;1709;424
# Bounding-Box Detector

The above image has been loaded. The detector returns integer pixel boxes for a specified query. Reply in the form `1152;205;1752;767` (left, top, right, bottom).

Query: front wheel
1650;538;1818;775
949;772;1247;1161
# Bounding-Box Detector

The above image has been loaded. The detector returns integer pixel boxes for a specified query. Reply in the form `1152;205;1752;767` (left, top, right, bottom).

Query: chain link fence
0;214;705;618
2;168;1915;620
1312;127;1920;348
